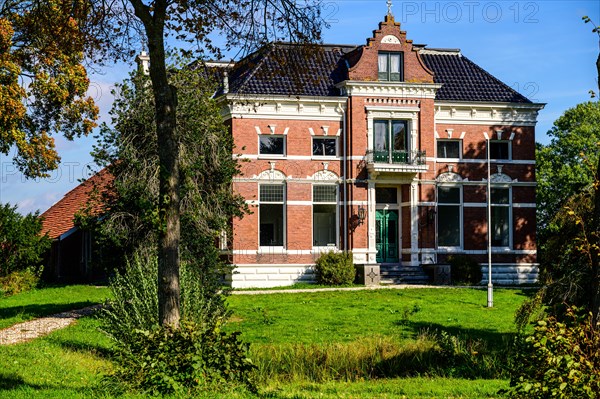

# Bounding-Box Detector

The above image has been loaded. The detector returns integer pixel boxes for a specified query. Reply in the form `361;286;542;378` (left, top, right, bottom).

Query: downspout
342;99;348;251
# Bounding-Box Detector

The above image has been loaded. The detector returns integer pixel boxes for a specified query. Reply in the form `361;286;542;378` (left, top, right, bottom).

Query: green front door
375;209;399;263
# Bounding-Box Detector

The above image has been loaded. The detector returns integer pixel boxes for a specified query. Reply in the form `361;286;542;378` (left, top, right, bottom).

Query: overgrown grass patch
0;285;110;329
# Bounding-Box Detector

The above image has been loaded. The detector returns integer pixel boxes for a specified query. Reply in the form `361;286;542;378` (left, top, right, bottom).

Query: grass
0;286;530;398
0;284;110;329
226;288;529;344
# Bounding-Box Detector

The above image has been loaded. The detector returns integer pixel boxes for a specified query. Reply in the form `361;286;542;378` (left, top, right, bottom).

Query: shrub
506;308;600;399
0;269;39;296
101;249;255;394
314;251;355;286
448;254;482;285
0;203;50;277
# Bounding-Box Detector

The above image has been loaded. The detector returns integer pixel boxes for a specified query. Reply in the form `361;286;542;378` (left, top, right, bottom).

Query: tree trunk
131;0;181;328
591;52;600;327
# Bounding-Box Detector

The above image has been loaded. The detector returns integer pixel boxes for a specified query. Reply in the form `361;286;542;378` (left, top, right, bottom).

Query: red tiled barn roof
40;168;113;239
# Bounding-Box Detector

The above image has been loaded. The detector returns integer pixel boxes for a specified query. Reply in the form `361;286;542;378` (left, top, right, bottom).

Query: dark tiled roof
40;168;113;239
225;43;532;103
227;43;354;97
421;53;531;103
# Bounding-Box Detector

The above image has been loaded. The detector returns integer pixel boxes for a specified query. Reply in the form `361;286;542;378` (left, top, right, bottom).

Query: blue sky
1;0;599;215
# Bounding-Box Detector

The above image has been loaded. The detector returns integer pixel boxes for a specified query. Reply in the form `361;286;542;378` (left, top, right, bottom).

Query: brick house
220;14;544;288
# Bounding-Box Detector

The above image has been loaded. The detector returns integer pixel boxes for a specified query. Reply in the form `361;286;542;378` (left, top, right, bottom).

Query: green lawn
0;286;529;398
227;288;529;344
0;285;110;329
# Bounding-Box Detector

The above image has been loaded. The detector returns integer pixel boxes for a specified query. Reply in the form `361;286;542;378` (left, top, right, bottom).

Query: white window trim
311;136;339;159
258;134;286;158
312;183;339;250
436;184;463;250
436;138;462;161
489;140;512;161
490;186;512;249
258;183;286;250
366;108;419;155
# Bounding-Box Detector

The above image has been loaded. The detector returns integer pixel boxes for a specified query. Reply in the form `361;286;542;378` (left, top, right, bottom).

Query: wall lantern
357;206;366;225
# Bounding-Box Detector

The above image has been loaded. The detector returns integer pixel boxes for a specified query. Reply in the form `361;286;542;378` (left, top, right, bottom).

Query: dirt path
0;304;102;346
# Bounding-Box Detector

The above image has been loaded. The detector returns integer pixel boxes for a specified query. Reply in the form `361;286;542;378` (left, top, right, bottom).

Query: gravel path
0;304;102;346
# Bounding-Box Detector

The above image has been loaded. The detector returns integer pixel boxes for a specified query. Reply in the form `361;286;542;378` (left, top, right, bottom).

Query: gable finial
386;0;393;15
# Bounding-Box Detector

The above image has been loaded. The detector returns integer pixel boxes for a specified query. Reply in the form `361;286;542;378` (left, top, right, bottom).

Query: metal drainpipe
342;99;348;251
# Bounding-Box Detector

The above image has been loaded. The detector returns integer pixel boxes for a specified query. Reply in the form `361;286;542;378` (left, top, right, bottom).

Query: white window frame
311;136;338;158
258;183;286;249
489;140;512;161
312;184;339;249
436;139;462;160
490;186;512;249
258;135;286;158
436;185;463;249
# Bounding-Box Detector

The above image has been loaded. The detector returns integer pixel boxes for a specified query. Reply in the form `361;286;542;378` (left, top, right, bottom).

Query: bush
314;251;355;286
101;249;255;395
0;269;39;296
507;308;600;398
0;203;50;277
448;254;482;285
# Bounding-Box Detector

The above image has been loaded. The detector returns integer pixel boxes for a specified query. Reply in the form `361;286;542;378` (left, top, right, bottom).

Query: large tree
85;0;327;327
0;0;98;177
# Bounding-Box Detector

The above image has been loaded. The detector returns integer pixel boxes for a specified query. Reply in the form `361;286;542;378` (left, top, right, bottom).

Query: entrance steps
379;264;430;285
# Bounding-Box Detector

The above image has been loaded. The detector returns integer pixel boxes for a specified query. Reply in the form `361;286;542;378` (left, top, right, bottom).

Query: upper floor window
489;140;511;160
312;137;337;157
437;140;461;159
259;135;285;156
378;52;403;81
373;119;409;162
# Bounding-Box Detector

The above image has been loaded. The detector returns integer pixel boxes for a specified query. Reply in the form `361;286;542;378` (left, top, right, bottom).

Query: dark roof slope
225;43;532;103
421;53;531;103
227;43;354;97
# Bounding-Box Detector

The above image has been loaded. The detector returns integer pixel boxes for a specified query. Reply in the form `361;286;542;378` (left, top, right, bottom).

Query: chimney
223;71;229;94
136;51;150;75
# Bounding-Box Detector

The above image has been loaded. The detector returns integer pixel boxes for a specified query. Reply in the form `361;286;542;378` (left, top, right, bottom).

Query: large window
259;135;285;156
260;184;285;246
491;188;510;247
489;140;510;160
437;186;461;247
437;140;461;159
378;52;403;81
312;137;337;157
373;119;409;163
313;185;337;247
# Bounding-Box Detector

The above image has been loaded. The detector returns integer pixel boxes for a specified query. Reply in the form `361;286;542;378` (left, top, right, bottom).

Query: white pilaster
410;182;419;265
367;181;377;264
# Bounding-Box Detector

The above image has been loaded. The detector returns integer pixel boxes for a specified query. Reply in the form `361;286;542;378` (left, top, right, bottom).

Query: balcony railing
366;150;427;165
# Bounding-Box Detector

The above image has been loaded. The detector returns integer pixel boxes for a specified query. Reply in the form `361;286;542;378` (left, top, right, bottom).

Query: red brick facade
223;15;543;287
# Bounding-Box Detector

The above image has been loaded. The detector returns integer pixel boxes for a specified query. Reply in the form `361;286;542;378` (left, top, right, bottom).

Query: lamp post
486;135;494;308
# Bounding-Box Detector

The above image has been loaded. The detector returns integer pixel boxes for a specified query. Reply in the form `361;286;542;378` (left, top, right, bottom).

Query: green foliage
536;102;600;240
0;203;50;277
113;322;255;395
102;251;255;394
0;269;39;296
314;251;355;286
507;308;600;399
447;254;482;285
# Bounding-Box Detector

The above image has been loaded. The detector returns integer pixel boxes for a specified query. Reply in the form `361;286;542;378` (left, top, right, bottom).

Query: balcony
365;150;428;174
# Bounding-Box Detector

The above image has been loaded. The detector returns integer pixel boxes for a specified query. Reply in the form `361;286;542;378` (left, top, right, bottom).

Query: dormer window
378;52;403;81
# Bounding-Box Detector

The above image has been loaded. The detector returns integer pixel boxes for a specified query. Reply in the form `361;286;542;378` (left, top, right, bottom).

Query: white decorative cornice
221;95;346;121
255;169;286;181
435;101;545;126
381;35;401;44
489;173;516;183
311;170;340;182
436;172;464;183
336;81;442;99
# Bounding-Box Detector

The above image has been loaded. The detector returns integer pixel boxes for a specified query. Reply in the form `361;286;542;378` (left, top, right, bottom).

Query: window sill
258;247;286;254
258;155;286;160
